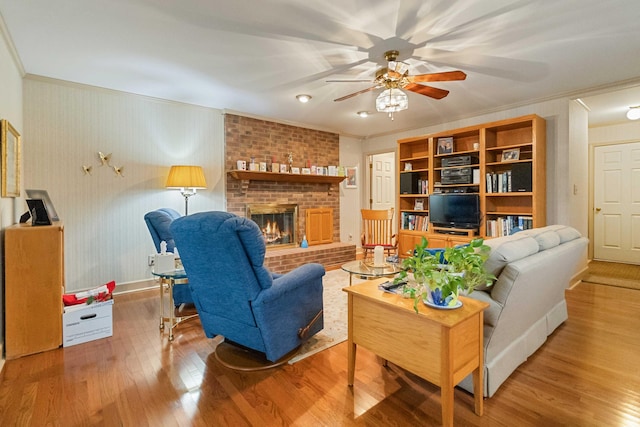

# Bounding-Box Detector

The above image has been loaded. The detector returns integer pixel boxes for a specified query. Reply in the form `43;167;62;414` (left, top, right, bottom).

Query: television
428;193;480;229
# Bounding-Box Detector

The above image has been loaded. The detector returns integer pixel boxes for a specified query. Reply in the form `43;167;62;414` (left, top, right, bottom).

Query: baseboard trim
114;278;157;295
568;264;590;290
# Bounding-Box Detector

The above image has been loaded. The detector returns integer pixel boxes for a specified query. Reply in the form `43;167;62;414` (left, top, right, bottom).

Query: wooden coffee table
343;279;489;427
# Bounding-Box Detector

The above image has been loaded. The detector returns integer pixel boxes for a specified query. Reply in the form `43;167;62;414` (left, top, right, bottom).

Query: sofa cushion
549;225;582;243
483;235;540;279
537;231;560;250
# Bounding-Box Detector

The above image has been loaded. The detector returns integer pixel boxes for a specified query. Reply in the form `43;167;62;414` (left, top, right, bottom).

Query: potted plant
394;237;495;312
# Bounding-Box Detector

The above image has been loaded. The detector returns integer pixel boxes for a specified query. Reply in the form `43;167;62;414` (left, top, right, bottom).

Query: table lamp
166;165;207;215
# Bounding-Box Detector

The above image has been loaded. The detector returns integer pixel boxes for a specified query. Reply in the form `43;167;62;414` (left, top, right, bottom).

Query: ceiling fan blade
405;83;449;99
408;70;467;83
334;86;378;102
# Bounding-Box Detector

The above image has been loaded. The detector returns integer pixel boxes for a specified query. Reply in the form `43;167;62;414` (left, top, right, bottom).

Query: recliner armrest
255;263;325;304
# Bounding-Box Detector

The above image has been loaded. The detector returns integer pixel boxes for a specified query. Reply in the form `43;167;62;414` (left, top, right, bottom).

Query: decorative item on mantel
287;152;293;173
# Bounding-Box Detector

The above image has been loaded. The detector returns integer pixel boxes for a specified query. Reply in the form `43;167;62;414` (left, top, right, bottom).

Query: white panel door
370;152;395;211
594;142;640;264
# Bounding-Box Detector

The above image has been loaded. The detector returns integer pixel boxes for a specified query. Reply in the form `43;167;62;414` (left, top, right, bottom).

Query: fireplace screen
247;204;298;248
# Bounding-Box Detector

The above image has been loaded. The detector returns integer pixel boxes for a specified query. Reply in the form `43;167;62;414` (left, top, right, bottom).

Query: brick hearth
264;242;356;274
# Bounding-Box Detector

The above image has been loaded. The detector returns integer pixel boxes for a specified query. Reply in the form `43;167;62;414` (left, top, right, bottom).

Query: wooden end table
343;279;489;427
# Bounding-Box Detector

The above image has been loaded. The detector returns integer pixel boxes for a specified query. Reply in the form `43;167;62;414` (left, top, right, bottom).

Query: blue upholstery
144;208;181;253
171;211;325;362
144;208;192;305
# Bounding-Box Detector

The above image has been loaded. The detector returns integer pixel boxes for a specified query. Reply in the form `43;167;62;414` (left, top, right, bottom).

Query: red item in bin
63;281;116;306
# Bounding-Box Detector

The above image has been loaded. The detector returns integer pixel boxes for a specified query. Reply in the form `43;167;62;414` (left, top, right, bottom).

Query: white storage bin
62;300;114;347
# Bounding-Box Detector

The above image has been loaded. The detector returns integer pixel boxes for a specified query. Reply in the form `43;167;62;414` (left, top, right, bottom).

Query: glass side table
152;269;198;341
341;260;403;286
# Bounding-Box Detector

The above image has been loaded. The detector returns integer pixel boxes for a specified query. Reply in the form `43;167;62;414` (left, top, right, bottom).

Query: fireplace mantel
228;170;346;194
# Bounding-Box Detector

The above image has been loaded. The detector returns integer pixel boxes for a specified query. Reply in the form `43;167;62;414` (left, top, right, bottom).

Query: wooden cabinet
5;223;64;359
397;115;546;257
306;208;333;245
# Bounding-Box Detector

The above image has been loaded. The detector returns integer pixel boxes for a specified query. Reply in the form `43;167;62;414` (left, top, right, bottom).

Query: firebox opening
246;204;298;249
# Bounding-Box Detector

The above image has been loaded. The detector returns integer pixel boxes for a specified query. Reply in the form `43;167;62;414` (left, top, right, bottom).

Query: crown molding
0;10;25;77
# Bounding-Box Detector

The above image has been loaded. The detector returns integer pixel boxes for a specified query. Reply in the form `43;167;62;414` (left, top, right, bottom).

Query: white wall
339;135;364;245
589;120;640;144
362;98;587;232
0;12;24;362
568;101;590;236
24;77;225;292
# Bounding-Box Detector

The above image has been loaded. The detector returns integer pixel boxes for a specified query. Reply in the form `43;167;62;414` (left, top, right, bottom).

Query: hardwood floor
1;281;639;426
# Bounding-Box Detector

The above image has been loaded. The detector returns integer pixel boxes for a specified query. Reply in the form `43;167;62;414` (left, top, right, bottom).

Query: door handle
595;207;601;212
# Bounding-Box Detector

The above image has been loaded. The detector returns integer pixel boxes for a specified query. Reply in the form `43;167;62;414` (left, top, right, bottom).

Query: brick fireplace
225;114;355;272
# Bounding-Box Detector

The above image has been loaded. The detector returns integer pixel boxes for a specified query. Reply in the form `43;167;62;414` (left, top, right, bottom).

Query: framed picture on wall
345;166;357;188
1;119;21;198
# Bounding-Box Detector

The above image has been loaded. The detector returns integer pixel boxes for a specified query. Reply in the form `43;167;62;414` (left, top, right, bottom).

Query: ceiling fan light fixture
388;60;409;76
626;106;640;120
376;89;408;120
296;94;312;103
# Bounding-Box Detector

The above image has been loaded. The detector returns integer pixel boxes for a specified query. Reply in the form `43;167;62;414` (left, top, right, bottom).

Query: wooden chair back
360;208;396;256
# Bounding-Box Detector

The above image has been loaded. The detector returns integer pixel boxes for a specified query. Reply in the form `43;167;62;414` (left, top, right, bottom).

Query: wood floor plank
1;281;640;426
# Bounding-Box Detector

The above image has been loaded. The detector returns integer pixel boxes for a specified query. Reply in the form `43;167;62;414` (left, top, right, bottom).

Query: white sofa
458;225;588;397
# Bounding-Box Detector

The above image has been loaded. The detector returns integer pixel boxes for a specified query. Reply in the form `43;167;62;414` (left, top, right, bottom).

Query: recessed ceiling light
296;94;312;103
357;111;369;118
627;106;640;120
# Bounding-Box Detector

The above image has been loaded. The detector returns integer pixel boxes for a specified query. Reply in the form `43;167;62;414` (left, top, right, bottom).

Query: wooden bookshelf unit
397;114;546;257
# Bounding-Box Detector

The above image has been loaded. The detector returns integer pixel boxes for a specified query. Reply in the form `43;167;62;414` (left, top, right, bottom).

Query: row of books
486;216;533;237
486;171;512;193
401;213;429;231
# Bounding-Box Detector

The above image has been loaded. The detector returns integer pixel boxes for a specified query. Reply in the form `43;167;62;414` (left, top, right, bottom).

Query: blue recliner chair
171;211;325;362
144;208;193;306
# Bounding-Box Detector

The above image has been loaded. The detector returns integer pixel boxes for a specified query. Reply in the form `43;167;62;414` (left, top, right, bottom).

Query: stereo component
442;155;479;167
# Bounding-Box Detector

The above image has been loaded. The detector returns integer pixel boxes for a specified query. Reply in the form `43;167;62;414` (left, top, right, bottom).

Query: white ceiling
1;0;640;137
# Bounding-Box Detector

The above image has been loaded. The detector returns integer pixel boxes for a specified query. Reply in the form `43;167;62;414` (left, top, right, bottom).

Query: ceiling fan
330;50;466;119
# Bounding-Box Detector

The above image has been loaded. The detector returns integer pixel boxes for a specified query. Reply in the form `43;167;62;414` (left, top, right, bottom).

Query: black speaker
400;172;420;194
511;163;532;192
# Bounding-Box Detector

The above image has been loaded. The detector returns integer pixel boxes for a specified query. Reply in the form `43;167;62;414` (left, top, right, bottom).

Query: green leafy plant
394;236;495;312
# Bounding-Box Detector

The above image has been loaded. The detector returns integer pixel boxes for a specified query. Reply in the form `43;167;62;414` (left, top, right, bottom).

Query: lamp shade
166;165;207;189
